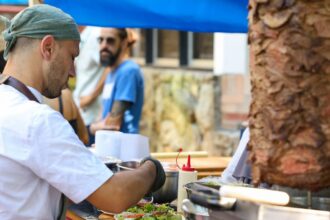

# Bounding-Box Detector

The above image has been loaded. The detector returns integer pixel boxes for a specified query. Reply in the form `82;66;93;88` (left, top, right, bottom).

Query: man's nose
99;43;108;52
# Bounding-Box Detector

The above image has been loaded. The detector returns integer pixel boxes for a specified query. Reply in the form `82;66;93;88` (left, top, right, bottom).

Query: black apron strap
57;194;68;220
58;95;64;115
0;74;39;103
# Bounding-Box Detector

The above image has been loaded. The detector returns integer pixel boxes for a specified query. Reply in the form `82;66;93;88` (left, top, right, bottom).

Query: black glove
140;156;166;192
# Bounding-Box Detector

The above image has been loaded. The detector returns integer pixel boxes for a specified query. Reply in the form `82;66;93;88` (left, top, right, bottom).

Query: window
132;29;213;69
157;30;178;59
193;33;213;59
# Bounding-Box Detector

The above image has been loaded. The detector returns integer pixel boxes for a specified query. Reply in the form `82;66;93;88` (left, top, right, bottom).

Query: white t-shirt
101;72;115;100
0;84;113;219
73;26;105;125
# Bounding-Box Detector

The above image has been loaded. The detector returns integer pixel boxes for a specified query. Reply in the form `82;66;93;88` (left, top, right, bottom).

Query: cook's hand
140;157;166;192
89;120;117;135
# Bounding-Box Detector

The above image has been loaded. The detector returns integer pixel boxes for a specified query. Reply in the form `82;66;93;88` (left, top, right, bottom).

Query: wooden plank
151;151;208;158
98;213;115;219
29;0;42;6
198;171;223;179
159;156;231;173
66;210;84;220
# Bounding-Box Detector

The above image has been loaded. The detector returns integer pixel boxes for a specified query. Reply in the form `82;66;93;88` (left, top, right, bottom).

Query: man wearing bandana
0;5;164;219
89;28;144;134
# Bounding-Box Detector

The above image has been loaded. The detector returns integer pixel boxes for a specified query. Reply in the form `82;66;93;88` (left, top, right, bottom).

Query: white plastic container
177;155;198;213
95;130;122;158
95;131;150;161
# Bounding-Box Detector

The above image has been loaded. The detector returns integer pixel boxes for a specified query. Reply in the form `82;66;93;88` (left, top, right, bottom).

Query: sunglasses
97;37;116;45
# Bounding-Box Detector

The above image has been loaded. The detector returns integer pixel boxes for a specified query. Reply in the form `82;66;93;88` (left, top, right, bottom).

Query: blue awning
44;0;248;33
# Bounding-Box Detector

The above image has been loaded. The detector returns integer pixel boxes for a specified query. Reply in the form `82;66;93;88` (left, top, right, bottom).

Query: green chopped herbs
116;203;182;220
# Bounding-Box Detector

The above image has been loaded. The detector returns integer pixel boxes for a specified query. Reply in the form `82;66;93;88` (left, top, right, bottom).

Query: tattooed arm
104;101;132;131
89;100;132;134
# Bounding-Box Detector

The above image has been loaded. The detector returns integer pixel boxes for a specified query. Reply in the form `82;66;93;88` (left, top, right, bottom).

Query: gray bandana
0;4;80;60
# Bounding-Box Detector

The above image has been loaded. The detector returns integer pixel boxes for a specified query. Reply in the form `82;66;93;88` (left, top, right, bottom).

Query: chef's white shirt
0;84;113;219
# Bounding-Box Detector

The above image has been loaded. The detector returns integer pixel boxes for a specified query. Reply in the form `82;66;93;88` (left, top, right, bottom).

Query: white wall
214;33;249;75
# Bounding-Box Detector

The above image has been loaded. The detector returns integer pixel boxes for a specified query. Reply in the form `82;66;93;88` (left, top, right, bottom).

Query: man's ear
121;38;129;50
40;35;56;60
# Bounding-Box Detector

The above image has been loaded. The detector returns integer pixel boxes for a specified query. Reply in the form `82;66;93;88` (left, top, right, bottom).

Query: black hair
116;28;128;40
0;50;6;73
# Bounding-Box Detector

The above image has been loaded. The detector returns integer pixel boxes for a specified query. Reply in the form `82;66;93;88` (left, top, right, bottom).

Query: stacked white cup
95;130;150;161
95;130;122;158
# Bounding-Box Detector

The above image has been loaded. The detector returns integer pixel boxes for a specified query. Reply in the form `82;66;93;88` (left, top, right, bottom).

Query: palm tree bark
248;0;330;191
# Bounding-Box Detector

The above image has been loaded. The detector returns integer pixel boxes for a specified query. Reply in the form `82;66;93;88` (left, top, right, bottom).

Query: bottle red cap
182;155;195;171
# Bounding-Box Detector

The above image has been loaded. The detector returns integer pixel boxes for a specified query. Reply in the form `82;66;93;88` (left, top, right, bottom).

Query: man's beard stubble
43;58;66;99
100;47;121;67
43;77;65;99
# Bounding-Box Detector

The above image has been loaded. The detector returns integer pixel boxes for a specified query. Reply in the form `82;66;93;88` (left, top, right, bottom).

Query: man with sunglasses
90;28;144;134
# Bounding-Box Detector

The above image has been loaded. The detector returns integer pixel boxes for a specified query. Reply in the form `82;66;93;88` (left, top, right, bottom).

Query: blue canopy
44;0;248;33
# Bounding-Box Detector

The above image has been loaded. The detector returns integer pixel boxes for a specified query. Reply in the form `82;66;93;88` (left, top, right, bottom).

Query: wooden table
159;156;231;178
66;210;84;220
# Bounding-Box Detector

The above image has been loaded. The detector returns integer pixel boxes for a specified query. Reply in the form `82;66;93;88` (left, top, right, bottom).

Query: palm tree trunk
248;0;330;191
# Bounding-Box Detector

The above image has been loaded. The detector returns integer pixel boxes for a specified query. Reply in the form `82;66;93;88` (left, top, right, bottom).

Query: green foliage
117;203;182;220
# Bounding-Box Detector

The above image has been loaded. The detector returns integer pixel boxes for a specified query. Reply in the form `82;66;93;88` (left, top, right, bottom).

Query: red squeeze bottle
182;155;195;171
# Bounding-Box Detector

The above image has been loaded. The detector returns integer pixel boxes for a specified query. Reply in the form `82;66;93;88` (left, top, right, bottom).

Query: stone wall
140;67;241;156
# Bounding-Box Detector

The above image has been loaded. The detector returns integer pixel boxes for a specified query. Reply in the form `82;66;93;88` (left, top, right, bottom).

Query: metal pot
116;161;179;203
117;161;140;171
153;170;178;203
99;156;121;173
105;162;118;173
272;185;330;211
182;199;210;220
290;197;330;211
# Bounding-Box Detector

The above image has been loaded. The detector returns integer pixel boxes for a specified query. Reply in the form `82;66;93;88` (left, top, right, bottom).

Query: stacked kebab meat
248;0;330;191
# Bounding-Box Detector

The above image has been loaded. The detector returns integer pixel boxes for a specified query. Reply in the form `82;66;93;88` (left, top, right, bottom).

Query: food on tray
193;175;253;188
203;181;219;186
195;176;222;189
115;203;182;220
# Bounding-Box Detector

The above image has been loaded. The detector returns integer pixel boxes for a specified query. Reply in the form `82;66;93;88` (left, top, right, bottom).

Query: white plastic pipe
219;185;290;206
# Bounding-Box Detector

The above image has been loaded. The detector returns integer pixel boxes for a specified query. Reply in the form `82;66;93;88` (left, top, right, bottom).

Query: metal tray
209;200;330;220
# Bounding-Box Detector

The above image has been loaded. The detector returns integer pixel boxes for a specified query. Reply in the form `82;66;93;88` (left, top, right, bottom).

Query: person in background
44;85;89;145
0;5;165;219
73;26;106;146
90;28;144;134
